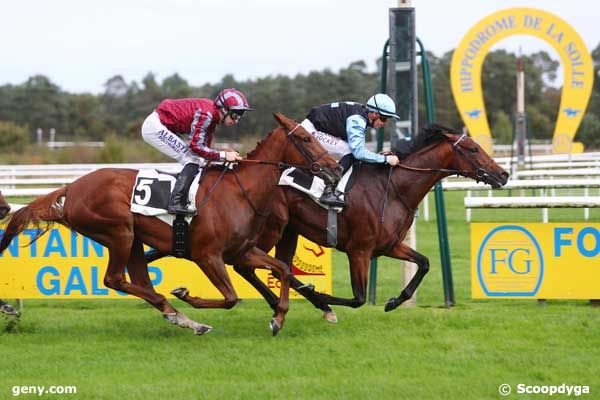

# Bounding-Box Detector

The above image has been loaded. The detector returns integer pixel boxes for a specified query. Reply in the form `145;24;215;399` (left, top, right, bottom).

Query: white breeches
141;111;205;166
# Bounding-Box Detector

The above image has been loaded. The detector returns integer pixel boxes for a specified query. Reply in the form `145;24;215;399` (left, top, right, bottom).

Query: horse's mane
245;126;280;159
392;123;462;158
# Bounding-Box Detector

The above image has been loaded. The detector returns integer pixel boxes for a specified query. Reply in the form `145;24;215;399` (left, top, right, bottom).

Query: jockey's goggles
228;109;246;121
378;114;388;123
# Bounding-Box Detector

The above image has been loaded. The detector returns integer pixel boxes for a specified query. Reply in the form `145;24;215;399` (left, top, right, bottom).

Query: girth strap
327;208;338;247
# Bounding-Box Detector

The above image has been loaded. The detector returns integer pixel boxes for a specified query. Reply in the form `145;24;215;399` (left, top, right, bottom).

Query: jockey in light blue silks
301;94;401;206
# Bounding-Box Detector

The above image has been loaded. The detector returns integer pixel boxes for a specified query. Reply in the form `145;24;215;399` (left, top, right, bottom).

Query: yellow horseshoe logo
450;8;593;155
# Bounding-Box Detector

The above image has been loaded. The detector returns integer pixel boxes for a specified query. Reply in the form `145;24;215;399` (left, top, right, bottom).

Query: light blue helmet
366;94;400;119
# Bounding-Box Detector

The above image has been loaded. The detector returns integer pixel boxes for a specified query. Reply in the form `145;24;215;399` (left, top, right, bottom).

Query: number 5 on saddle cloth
130;168;202;258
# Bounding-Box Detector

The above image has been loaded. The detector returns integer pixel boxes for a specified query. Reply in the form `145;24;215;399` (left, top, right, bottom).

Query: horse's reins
237;124;329;174
194;124;330;217
394;133;492;180
380;133;492;223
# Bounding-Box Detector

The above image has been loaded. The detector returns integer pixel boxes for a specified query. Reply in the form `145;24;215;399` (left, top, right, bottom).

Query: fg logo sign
476;225;544;296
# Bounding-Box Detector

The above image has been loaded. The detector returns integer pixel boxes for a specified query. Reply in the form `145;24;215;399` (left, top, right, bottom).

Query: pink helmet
214;88;253;111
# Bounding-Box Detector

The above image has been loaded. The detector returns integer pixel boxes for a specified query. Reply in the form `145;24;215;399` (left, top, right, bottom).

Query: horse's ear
273;112;294;130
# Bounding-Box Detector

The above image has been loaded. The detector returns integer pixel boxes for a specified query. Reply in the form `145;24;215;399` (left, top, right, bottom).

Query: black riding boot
319;184;347;207
168;163;199;215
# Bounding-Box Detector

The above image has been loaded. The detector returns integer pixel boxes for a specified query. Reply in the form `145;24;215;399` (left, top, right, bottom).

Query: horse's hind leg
127;238;211;335
383;241;429;312
102;235;211;335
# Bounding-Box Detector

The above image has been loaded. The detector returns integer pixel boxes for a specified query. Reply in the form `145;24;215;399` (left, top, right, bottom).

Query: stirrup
167;202;197;216
319;192;347;207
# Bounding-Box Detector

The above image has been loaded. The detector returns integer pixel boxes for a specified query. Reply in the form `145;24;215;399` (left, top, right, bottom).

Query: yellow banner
450;8;594;154
471;223;600;298
0;225;331;299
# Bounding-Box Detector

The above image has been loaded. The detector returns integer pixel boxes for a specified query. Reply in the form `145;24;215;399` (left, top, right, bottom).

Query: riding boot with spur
168;163;199;215
319;184;347;207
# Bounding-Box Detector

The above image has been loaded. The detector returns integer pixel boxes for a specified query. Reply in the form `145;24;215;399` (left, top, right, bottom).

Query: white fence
4;158;600;223
421;151;600;222
0;163;179;197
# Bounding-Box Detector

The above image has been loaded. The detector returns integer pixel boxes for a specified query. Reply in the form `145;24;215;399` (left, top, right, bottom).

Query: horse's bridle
201;124;336;217
284;124;331;176
379;133;497;222
448;133;495;181
395;133;493;181
238;124;335;182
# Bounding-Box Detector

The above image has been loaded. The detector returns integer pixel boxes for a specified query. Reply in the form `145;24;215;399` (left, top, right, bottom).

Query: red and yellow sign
0;225;331;299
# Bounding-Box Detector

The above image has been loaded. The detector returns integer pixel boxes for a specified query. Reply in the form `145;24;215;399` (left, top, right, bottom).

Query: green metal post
416;37;455;307
368;39;389;305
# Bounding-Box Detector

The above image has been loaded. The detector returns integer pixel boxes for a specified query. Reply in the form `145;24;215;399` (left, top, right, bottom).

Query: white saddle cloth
278;166;354;212
129;169;201;226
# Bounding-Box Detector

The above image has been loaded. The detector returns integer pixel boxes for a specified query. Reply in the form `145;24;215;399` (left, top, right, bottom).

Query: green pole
416;37;455;307
368;39;389;305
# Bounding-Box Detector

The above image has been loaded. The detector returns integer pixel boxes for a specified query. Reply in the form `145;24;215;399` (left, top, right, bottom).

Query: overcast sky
1;0;597;94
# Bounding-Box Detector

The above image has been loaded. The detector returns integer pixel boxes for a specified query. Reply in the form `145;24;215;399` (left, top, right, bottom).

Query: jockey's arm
188;112;224;161
346;115;386;164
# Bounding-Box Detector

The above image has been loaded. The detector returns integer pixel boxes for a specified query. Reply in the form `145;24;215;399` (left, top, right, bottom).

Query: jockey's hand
386;155;400;166
225;151;242;162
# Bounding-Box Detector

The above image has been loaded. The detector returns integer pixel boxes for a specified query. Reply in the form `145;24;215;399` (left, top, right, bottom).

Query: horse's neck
246;128;287;163
392;144;454;209
236;129;288;205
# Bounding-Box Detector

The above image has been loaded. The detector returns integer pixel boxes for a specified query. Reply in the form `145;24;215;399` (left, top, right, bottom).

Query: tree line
0;43;599;160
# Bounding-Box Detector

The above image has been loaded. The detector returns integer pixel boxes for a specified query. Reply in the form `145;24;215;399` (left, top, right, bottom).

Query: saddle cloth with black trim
130;169;201;225
278;166;356;212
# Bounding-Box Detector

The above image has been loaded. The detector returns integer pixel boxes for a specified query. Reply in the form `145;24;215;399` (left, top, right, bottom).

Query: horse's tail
0;187;67;253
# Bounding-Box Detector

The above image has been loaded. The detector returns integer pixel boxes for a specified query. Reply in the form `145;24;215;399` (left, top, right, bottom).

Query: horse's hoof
298;283;315;292
323;311;338;323
194;324;213;336
0;304;20;317
269;318;282;336
171;287;189;298
384;298;397;312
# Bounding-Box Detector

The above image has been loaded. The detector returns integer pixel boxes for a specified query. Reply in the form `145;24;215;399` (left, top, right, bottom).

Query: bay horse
232;124;509;322
0;113;341;335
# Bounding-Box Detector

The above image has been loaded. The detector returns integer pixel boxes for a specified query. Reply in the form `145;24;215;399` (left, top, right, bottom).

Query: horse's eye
303;136;311;143
470;147;479;153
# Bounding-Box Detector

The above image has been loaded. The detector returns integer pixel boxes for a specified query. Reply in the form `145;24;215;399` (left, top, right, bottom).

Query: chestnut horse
0;113;340;335
0;191;19;316
232;124;509;322
0;191;10;219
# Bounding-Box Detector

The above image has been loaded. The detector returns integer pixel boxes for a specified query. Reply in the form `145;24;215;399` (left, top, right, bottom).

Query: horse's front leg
232;225;296;314
383;241;429;312
233;247;291;336
171;254;240;310
235;226;335;316
282;251;371;323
